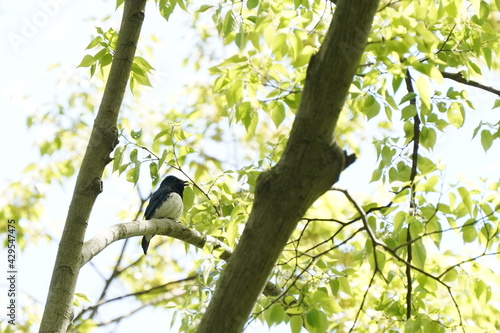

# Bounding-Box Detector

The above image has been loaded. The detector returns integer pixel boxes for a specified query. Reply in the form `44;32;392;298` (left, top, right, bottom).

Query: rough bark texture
39;1;147;332
196;1;381;332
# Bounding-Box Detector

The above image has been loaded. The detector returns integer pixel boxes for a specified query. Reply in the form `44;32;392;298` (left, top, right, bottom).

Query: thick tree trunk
196;1;380;332
39;1;147;332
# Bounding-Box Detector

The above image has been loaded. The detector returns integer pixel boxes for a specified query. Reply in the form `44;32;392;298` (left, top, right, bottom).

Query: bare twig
349;270;377;333
441;71;500;96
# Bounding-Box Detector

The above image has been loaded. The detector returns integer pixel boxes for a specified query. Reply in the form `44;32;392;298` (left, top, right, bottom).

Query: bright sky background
1;1;499;332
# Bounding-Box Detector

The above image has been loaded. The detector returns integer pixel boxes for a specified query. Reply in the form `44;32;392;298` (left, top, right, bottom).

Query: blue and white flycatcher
142;175;187;254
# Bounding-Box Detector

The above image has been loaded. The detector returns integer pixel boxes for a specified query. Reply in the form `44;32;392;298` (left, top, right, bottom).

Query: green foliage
78;26;155;94
78;27;118;78
4;0;500;331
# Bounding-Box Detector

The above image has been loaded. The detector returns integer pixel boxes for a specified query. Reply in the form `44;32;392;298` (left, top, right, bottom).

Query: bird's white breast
152;192;183;221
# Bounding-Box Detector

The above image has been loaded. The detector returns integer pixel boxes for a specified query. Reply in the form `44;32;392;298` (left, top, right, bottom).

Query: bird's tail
142;235;153;255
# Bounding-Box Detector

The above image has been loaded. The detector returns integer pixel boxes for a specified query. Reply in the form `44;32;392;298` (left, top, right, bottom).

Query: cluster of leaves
78;25;154;94
166;0;500;332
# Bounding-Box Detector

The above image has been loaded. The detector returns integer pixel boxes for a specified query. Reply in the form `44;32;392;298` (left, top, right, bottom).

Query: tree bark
39;1;147;332
196;1;380;332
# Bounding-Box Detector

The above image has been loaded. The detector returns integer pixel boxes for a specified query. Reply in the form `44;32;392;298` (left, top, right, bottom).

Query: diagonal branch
80;218;284;298
335;188;464;330
40;1;147;331
441;71;500;96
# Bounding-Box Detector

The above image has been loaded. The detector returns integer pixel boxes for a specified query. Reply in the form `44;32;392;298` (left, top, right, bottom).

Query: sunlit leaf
480;130;493;151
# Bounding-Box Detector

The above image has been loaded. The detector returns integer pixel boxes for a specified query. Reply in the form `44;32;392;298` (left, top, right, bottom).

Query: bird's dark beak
183;181;189;186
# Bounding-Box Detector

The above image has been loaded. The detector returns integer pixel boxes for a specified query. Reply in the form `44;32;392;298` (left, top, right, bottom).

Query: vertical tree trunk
196;1;380;332
39;1;147;331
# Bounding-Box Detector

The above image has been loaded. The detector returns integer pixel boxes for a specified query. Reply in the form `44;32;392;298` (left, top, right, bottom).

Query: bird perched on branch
142;175;187;255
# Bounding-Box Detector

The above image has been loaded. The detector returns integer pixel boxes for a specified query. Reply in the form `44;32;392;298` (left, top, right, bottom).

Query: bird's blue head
160;175;188;197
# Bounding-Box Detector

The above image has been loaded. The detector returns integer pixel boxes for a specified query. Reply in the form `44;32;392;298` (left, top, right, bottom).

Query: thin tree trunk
196;1;380;332
39;1;147;331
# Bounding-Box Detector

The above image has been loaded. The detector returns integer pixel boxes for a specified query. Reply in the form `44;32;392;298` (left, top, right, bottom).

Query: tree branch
40;1;147;331
196;1;381;332
80;219;230;266
441;71;500;96
404;69;420;320
79;218;284;298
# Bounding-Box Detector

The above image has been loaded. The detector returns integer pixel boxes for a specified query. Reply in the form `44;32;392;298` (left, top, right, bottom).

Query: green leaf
158;149;169;167
468;60;482;75
149;162;159;185
131;129;143;140
370;166;383;182
269;303;286;325
369;249;386;271
427;216;442;247
270;101;286;127
401;104;417;119
479;1;490;20
493;99;500;109
223;10;235;37
226;80;243;107
420;127;437;150
457;187;473;215
131;64;153;87
118;164;128;175
480;130;493;151
85;36;102;50
338;276;351;295
135;56;155;71
417;156;436;175
158;0;177;21
474;279;487;299
443;268;458;282
73;293;91;307
93;48;107;62
112;146;124;172
462;223;477;243
77;54;95;68
182;186;195;212
176;0;188;13
400;92;417;105
235;32;245;49
90;64;96;78
271;33;287;54
364;95;380;120
392;75;404;93
99;52;113;67
154;129;171;142
393;211;407;233
130;161;141;185
416;75;431;110
290;315;303;333
447;104;464;128
410;219;423;237
413;239;427;269
130;148;138;163
198;4;212;12
247;0;259;9
305;309;328;332
482;47;493;68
